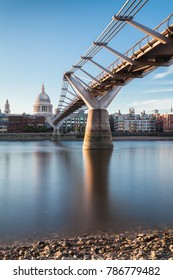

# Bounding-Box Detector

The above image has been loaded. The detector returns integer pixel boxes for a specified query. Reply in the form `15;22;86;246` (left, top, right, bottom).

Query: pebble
0;229;173;260
150;250;157;260
169;245;173;253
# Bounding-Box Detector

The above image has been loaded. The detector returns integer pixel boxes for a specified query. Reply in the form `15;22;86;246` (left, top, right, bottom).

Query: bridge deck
53;14;173;125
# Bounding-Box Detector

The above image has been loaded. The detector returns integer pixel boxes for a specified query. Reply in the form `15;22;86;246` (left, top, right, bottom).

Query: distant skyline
0;0;173;115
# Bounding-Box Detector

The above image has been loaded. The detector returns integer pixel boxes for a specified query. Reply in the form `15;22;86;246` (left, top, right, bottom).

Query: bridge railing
57;0;151;114
69;0;149;75
130;13;173;59
89;13;173;87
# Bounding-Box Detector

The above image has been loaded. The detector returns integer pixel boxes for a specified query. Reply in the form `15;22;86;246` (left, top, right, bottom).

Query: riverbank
112;136;173;141
0;228;173;260
0;133;173;141
0;133;53;141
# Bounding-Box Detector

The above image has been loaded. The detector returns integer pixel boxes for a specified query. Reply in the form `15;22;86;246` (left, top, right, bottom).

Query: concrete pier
83;109;113;150
52;128;61;141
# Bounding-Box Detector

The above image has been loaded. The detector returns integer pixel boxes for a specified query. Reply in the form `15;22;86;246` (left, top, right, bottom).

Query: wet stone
168;245;173;253
0;228;173;260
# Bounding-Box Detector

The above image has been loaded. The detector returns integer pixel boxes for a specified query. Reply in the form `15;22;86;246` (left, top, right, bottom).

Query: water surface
0;140;173;244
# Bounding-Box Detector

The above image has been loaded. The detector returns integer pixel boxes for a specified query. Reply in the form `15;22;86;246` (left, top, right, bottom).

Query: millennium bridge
49;0;173;149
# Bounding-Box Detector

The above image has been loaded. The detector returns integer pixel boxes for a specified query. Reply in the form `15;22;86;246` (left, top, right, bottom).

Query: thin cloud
145;88;173;93
129;98;173;113
153;80;173;86
153;65;173;79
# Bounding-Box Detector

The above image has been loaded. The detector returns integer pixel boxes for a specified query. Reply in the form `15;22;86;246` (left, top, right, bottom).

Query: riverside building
0;112;8;133
61;109;87;134
161;112;173;132
7;114;46;133
1;86;173;135
111;108;156;133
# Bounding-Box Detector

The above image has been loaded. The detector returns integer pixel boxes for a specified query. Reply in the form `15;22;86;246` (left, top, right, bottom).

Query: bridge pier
52;128;61;141
64;74;122;150
83;108;113;150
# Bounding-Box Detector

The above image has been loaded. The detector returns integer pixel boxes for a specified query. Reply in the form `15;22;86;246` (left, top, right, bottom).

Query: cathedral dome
33;83;53;116
35;84;51;104
35;92;50;104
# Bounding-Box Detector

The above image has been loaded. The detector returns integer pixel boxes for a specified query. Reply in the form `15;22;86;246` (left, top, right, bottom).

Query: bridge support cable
78;56;142;83
55;0;149;120
62;100;72;105
93;42;138;65
64;96;75;102
73;65;102;85
68;82;81;98
65;73;123;110
93;41;171;69
81;56;115;78
73;74;95;92
113;16;170;44
58;79;69;111
60;94;76;103
65;73;99;109
67;90;78;97
70;0;148;74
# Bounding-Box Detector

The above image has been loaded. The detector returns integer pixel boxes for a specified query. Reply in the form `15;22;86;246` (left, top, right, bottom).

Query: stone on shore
0;229;173;260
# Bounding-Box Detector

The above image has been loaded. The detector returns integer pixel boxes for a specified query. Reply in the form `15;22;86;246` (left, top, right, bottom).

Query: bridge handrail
69;0;148;74
89;13;173;86
58;1;149;112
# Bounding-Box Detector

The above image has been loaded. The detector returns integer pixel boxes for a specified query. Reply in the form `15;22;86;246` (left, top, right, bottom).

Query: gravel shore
0;229;173;260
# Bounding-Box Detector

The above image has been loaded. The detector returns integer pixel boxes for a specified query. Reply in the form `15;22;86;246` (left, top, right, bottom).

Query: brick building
7;114;46;133
162;113;173;132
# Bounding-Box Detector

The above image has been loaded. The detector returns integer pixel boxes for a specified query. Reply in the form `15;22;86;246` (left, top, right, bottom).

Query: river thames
0;140;173;244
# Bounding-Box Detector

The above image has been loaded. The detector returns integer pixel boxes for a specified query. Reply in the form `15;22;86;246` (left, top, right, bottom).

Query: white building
113;108;156;133
33;84;53;116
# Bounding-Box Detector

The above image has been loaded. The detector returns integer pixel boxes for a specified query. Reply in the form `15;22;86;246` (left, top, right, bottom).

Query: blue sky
0;0;173;115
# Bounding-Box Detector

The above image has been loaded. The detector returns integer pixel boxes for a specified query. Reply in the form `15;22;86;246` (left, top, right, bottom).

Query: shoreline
112;136;173;141
0;133;173;141
0;228;173;260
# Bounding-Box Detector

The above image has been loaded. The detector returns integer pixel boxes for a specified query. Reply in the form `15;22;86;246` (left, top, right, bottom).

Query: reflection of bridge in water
49;0;173;150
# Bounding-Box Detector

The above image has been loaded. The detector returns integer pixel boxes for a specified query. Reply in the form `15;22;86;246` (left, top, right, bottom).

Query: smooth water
0;140;173;244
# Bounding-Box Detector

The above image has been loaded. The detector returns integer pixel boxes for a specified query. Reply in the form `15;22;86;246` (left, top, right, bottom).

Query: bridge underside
51;4;173;149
